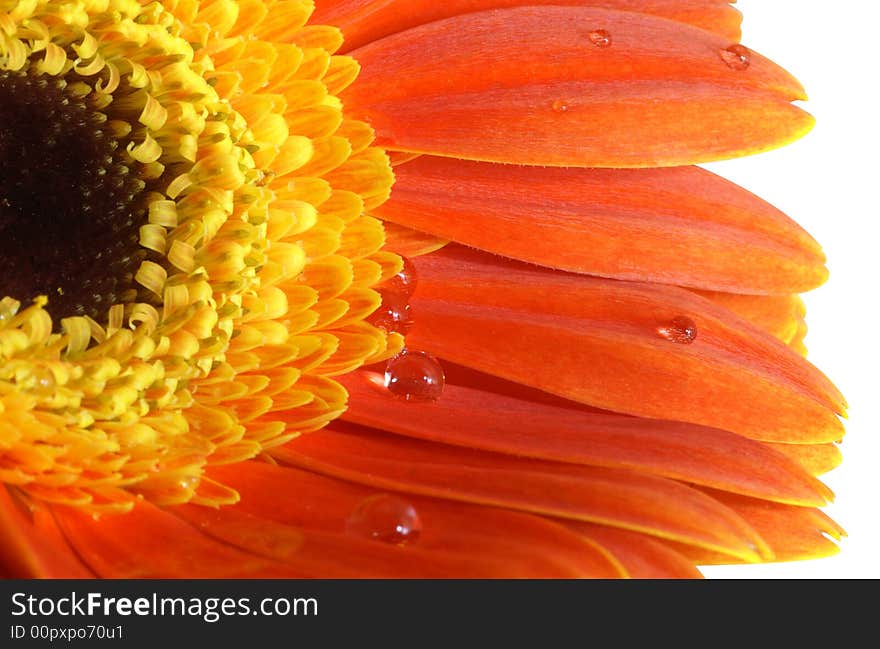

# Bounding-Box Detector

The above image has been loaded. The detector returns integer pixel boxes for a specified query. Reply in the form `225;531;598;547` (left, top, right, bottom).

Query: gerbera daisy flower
0;0;846;579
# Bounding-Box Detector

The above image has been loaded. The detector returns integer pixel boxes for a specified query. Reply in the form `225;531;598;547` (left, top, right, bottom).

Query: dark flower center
0;67;155;323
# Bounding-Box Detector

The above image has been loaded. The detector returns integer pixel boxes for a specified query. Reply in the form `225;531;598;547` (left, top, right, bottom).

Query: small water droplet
720;44;750;70
552;99;569;113
368;290;414;335
384;350;445;401
32;368;56;394
0;302;17;322
589;29;612;48
346;494;422;545
383;256;418;298
657;316;698;344
178;475;200;491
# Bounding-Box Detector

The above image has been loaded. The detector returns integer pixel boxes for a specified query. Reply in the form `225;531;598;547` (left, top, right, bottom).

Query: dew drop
588;29;612;48
346;494;422;545
657;316;698;344
178;475;201;492
552;99;569;113
32;367;56;394
368;289;414;335
0;302;16;322
383;256;418;298
720;44;750;70
384;350;445;401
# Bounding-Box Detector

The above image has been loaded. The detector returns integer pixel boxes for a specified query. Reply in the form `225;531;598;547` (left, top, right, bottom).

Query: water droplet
657;316;698;344
178;475;201;491
720;44;750;70
384;350;445;401
0;301;17;322
552;99;569;113
346;494;422;545
368;290;414;335
588;29;612;48
32;368;56;394
383;256;418;298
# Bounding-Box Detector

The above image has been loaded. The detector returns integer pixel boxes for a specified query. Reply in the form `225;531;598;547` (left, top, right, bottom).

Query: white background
700;1;879;578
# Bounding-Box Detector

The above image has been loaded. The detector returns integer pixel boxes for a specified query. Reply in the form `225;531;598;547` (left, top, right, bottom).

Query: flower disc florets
0;0;399;512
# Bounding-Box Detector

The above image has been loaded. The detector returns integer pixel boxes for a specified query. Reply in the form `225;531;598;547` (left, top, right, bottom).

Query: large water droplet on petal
657;316;698;344
346;494;423;545
720;44;751;70
368;289;414;335
384;350;445;401
384;256;418;298
588;29;612;48
552;99;570;113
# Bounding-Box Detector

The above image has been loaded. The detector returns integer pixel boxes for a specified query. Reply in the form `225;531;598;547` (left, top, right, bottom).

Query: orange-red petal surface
381;220;448;257
375;158;826;293
406;247;845;443
693;290;806;342
314;0;742;51
274;424;771;561
339;369;832;506
571;522;704;578
677;490;845;564
343;7;812;167
0;487;93;578
767;443;843;477
172;503;602;578
202;462;627;577
51;500;314;578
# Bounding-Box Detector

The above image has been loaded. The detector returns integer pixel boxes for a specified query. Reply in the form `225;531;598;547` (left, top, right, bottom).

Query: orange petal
406;247;845;443
766;442;843;477
0;487;93;578
788;321;809;357
314;0;742;52
381;220;448;257
693;290;806;342
571;522;704;579
676;490;845;564
342;7;812;167
203;462;626;577
172;504;576;578
375;158;826;294
52;500;307;578
273;425;771;562
339;368;833;506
